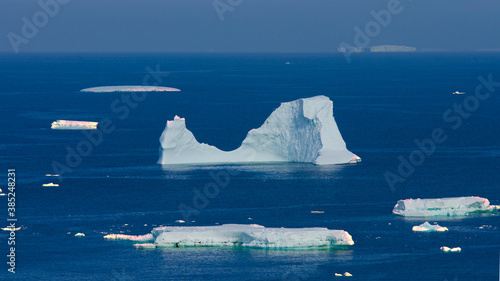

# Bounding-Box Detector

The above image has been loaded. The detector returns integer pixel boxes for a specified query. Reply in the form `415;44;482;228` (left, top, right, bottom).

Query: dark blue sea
0;53;499;280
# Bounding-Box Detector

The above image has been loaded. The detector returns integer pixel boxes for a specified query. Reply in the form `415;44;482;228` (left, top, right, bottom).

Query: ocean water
0;53;499;280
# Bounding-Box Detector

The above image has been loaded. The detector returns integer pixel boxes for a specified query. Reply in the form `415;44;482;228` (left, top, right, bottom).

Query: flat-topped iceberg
412;222;448;232
81;86;180;92
51;120;98;130
393;197;499;217
105;224;354;249
158;96;361;165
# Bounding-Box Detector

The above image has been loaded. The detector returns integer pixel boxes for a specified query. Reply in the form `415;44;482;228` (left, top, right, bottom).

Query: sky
0;0;499;53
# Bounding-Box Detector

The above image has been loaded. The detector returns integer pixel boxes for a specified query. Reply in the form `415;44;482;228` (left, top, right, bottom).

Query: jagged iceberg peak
158;96;361;165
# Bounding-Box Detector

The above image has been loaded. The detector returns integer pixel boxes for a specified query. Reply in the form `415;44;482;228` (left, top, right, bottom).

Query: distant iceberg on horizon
393;197;499;217
158;95;361;165
105;224;354;249
81;86;180;92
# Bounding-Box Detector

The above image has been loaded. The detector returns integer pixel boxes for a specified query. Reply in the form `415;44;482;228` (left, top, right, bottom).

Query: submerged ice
158;96;361;165
104;224;354;249
393;196;499;217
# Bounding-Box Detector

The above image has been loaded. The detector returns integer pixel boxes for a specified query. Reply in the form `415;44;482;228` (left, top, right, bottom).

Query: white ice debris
175;220;185;223
412;222;448;232
42;183;59;187
74;233;85;237
81;86;180;92
158;96;360;165
393;197;499;217
2;227;21;231
51;120;98;130
104;224;354;249
440;246;461;252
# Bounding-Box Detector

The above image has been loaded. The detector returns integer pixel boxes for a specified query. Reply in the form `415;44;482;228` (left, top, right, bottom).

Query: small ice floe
103;233;154;242
334;272;352;277
452;91;465;95
285;62;291;65
2;227;21;231
335;273;343;277
45;174;60;177
74;233;85;237
412;222;448;232
81;86;181;93
134;243;157;249
310;211;325;214
42;183;59;187
440;246;461;252
344;272;352;277
175;220;185;223
0;193;5;196
51;120;98;130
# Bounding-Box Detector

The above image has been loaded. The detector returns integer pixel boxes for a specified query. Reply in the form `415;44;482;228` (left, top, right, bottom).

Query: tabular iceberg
393;197;499;217
158;96;361;165
81;86;180;92
51;120;98;130
105;224;354;249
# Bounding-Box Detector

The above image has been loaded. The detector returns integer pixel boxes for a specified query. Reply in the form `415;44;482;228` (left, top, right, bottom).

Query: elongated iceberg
158;96;361;165
105;224;354;249
393;197;499;217
81;86;180;92
51;120;98;130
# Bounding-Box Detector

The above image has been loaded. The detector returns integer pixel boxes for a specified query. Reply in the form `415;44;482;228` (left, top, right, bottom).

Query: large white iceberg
393;197;499;217
158;96;361;165
81;86;180;92
104;224;354;249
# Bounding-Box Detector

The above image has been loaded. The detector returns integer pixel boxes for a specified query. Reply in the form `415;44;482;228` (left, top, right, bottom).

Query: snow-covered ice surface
158;96;361;165
393;197;499;217
105;224;354;249
81;86;180;92
412;222;448;232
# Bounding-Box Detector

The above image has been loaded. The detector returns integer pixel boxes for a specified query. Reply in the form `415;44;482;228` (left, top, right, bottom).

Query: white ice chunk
42;183;59;187
81;86;180;92
158;96;360;165
74;233;85;237
412;222;448;232
51;120;98;130
393;197;499;217
440;246;461;252
103;233;154;242
152;224;354;248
